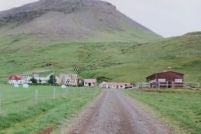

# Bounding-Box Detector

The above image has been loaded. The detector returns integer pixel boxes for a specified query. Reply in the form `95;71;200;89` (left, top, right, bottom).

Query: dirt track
65;89;174;134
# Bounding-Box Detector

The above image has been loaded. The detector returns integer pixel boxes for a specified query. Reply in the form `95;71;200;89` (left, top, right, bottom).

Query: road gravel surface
65;89;174;134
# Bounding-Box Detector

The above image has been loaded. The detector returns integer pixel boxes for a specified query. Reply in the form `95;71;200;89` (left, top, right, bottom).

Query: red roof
146;71;184;79
9;75;22;81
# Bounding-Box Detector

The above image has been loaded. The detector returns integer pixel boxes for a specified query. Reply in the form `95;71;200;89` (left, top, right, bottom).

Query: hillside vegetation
0;33;200;83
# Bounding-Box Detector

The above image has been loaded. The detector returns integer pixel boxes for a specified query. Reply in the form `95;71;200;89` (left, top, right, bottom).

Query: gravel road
65;89;174;134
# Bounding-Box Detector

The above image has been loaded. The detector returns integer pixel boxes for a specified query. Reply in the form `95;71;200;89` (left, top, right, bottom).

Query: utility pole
53;72;56;99
53;87;56;99
0;93;2;114
35;89;39;103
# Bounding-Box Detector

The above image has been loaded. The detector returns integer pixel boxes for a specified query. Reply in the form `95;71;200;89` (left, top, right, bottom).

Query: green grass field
125;89;201;134
0;84;101;134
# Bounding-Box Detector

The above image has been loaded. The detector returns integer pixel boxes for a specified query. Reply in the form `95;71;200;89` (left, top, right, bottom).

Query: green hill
0;33;201;83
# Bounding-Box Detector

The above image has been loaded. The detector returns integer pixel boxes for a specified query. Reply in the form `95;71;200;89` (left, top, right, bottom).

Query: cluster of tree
30;77;37;84
48;75;57;85
29;75;57;85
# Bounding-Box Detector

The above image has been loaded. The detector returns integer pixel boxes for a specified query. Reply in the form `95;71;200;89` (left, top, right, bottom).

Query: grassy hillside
0;33;201;83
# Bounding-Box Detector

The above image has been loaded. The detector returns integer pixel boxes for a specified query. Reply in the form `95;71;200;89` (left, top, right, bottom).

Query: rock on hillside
0;0;161;42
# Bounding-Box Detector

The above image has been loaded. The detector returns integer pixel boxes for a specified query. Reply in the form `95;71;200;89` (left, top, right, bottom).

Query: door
168;81;172;88
88;83;91;87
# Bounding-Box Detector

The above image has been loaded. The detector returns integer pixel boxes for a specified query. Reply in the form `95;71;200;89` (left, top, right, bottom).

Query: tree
74;64;81;74
48;75;57;85
96;76;111;83
30;77;37;84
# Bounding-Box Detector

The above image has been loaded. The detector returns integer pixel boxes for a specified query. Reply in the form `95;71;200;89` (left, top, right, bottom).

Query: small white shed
84;79;97;87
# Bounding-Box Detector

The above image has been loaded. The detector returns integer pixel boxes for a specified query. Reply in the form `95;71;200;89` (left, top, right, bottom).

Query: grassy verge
0;85;101;134
125;89;201;134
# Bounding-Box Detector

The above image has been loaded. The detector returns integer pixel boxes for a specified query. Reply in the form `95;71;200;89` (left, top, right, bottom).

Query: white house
84;79;97;87
8;75;24;85
31;73;53;84
57;74;78;86
99;82;133;89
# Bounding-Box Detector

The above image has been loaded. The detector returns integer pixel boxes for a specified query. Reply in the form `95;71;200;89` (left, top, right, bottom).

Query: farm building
57;74;79;86
84;79;97;87
8;75;30;85
8;75;23;85
21;75;31;83
146;71;184;88
99;82;133;89
31;73;52;84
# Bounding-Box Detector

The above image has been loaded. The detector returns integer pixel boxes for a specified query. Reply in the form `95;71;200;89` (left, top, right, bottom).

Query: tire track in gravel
65;89;174;134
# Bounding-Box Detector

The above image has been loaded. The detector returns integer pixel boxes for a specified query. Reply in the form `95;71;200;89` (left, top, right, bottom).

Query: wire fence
136;82;201;89
0;87;91;116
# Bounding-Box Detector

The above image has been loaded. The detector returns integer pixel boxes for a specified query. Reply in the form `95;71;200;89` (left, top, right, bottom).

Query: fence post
0;94;2;113
166;82;168;88
53;88;56;99
172;82;175;88
0;94;2;114
197;82;200;88
35;89;39;103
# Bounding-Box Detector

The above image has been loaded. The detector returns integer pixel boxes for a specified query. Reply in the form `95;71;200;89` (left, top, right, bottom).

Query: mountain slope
0;33;200;83
0;0;161;42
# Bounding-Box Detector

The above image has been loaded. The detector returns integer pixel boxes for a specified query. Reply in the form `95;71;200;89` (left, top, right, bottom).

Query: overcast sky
0;0;200;37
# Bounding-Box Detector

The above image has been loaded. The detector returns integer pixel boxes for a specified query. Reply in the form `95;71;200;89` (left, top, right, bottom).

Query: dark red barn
146;71;184;88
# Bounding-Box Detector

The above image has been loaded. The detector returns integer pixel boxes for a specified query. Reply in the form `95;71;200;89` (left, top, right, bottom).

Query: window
149;79;156;83
175;79;183;83
158;79;166;82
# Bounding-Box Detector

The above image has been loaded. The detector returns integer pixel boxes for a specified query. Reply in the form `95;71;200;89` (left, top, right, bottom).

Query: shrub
30;77;37;84
48;75;57;85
